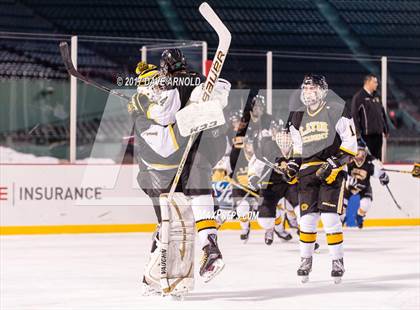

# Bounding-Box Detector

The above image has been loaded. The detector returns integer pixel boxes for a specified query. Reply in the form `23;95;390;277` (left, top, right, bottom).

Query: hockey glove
316;156;344;184
248;175;261;192
346;176;366;194
285;160;300;184
379;172;389;185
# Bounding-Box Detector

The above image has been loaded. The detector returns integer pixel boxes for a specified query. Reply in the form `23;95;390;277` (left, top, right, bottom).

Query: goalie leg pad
159;193;195;295
143;227;163;290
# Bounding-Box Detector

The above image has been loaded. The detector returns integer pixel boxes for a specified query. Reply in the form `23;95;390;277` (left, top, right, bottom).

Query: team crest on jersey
299;121;329;143
301;203;309;211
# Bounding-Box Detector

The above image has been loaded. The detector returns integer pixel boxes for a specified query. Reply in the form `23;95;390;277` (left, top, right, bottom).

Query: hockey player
344;140;389;228
129;49;230;295
244;94;272;142
288;74;357;283
211;109;258;237
248;120;296;245
230;134;260;242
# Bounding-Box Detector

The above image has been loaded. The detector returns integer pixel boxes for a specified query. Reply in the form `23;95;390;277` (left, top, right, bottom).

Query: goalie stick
159;2;231;294
59;42;131;101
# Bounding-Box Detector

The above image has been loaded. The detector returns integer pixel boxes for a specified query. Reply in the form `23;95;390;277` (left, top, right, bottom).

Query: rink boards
0;164;419;235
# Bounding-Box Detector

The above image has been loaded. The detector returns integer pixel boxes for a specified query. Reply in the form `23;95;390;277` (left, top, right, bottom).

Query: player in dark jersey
231;134;259;241
248;120;296;245
245;94;273;144
344;140;389;228
288;74;357;283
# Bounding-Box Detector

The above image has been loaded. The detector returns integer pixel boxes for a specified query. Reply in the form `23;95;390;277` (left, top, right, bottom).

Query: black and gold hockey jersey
347;154;381;189
289;101;357;174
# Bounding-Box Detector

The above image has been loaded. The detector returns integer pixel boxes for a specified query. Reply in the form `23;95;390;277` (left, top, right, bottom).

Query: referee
351;74;389;159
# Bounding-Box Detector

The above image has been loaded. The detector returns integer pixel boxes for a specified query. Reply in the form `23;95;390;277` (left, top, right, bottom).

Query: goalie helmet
160;48;186;75
354;139;368;167
300;74;328;110
275;128;293;159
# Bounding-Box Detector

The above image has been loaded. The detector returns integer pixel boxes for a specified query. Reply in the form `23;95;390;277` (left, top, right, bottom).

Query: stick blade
412;163;420;178
59;41;72;72
199;2;231;46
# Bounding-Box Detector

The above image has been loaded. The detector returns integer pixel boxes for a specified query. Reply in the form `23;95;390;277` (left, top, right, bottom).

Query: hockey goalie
129;47;231;297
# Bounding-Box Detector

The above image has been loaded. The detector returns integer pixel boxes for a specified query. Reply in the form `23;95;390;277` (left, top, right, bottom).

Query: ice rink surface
1;227;419;310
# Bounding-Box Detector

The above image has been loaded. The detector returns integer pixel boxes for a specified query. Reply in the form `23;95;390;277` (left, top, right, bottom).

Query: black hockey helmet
300;74;328;108
160;48;186;74
229;110;243;122
270;119;284;133
301;74;328;91
354;138;368;167
250;94;266;109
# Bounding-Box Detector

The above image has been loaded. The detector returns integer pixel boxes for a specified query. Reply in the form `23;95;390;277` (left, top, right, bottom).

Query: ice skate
286;213;298;229
314;242;320;253
140;279;161;297
264;228;274;245
355;214;365;229
274;228;292;241
297;257;312;283
331;258;345;284
200;234;225;283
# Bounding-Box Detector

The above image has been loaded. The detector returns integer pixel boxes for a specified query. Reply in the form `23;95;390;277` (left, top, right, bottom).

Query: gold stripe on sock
326;232;343;245
300;231;317;243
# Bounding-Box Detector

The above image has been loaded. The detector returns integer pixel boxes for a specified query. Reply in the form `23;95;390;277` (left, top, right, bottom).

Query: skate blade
141;284;162;297
333;277;342;284
203;259;225;283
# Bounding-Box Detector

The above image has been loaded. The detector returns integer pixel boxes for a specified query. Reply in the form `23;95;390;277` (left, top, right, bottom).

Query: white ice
1;227;419;310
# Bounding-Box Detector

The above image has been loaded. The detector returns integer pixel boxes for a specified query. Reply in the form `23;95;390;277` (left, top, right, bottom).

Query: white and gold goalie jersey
129;72;203;170
289;100;357;166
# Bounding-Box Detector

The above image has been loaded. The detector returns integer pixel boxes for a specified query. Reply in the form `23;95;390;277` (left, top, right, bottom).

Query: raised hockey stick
382;163;420;179
59;42;131;101
262;157;286;176
385;184;410;217
160;2;231;294
224;176;260;198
